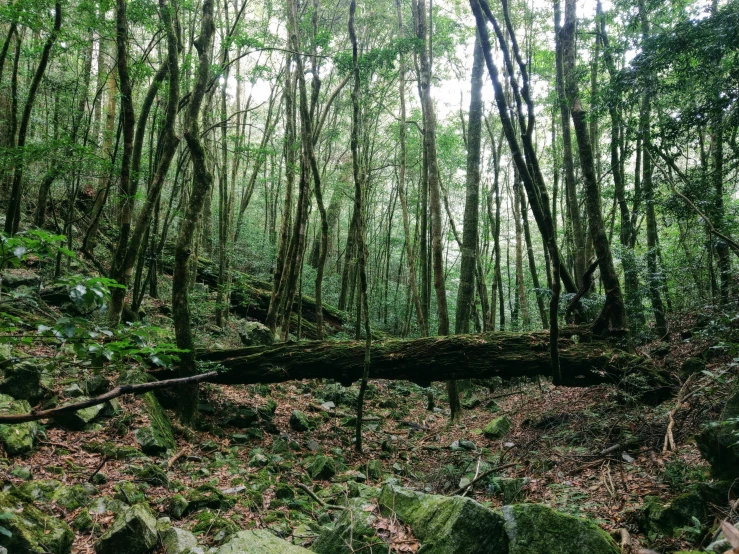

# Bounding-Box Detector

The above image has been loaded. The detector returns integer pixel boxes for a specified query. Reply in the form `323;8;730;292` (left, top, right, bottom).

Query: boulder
184;484;235;514
161;526;205;554
679;357;706;381
0;361;45;403
638;482;728;538
53;396;105;430
379;484;508;553
696;389;739;480
225;407;259;428
217;530;312;553
309;455;337;480
502;503;619;554
0;491;74;554
290;410;311;432
0;394;38;455
312;498;386;554
238;321;275;347
167;494;189;519
378;485;620;554
134;392;176;456
483;416;512;440
94;503;158;554
85;374;111;395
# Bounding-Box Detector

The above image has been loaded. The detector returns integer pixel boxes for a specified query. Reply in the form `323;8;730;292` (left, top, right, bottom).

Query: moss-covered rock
502;503;619;554
378;484;509;553
0;491;74;554
679;357;706;381
94;503;158;554
489;477;527;504
312;498;386;554
184;484;235;514
160;525;205;554
53;396;105;430
638;482;727;538
290;410;311;432
238;321;275;347
0;361;45;403
133;392;175;456
11;480;95;511
0;394;38;455
168;494;189;519
191;511;239;543
309;455;337;480
217;530;312;553
483;416;512;440
696;390;739;480
367;459;383;480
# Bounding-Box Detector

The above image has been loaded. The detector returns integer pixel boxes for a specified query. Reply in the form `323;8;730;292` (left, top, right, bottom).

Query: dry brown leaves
371;509;420;553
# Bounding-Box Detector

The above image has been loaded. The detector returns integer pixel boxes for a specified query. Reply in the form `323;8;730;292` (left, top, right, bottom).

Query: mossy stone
308;455;336;480
134;463;169;487
160;526;204;554
679;357;706;380
167;494;189;519
696;389;739;480
367;459;383;480
72;510;97;533
638;483;727;538
114;482;146;505
258;399;278;420
225;408;259;429
378;484;509;553
53;396;105;430
502;503;620;554
0;361;44;403
134;392;175;456
275;483;295;500
94;503;158;554
191;512;238;543
312;498;386;554
490;477;527;504
483;416;512;439
290;410;311;432
0;394;38;455
0;491;74;554
184;484;235;514
217;530;312;553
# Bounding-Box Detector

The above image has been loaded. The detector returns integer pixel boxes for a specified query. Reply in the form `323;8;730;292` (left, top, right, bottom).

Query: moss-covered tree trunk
192;331;668;395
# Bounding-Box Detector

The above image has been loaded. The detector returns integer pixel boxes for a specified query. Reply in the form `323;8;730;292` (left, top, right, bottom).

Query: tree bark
561;0;627;334
174;0;215;424
4;2;61;234
187;331;668;396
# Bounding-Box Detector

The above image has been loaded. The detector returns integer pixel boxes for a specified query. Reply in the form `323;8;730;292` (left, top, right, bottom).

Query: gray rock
217;530;311;553
289;410;310;432
483;416;512;440
0;490;74;554
0;394;38;455
161;526;205;554
53;396;105;429
309;455;337;480
0;361;45;403
238;321;275;347
94;504;158;554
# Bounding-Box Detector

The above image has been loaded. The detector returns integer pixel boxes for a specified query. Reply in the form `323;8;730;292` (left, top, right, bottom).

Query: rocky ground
1;272;738;553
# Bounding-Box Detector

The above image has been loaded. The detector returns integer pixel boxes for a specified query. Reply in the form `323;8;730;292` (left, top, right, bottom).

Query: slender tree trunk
349;0;372;452
4;1;61;234
455;34;484;336
174;0;214;424
562;0;627;334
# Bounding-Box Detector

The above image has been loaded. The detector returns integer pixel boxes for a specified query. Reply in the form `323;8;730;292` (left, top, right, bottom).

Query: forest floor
1;270;736;553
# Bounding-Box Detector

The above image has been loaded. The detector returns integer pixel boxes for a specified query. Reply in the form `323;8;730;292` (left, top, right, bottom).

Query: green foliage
0;230;72;271
660;459;709;492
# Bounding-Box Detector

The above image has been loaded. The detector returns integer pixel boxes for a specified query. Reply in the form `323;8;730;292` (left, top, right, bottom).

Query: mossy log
193;331;670;396
162;255;347;338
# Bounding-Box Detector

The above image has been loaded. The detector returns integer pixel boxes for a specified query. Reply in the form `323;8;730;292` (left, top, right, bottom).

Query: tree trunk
174;0;215;424
562;0;627;335
188;331;668;397
455;34;484;336
4;1;61;235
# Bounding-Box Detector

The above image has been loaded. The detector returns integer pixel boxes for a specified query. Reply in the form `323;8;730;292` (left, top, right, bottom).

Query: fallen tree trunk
193;331;670;395
0;332;671;423
163;255;348;338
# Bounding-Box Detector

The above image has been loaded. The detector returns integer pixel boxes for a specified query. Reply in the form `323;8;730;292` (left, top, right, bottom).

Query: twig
461;455;483;497
88;455;109;482
0;371;218;423
167;447;189;469
295;482;346;511
449;462;518;496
